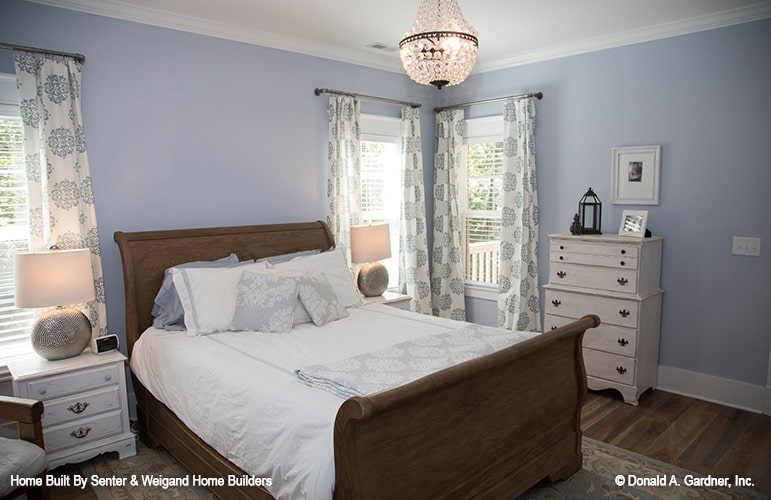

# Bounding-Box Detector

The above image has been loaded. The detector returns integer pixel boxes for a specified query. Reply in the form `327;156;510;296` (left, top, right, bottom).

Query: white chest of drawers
9;350;137;469
543;234;663;405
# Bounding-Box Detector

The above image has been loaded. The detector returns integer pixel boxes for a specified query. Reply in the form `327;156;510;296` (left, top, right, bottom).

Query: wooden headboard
113;221;335;356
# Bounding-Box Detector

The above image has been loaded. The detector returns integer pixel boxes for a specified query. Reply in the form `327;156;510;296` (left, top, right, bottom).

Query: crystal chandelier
399;0;478;89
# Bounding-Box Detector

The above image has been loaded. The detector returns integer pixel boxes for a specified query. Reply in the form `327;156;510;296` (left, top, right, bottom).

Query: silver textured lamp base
32;307;92;361
357;262;389;297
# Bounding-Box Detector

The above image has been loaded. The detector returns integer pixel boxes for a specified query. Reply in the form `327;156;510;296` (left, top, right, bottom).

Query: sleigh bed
114;220;599;499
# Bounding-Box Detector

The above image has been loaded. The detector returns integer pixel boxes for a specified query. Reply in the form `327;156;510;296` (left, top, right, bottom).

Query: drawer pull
551;325;558;330
551;299;561;307
560;245;565;250
620;261;626;266
619;309;630;318
617;277;628;286
559;255;564;260
617;338;629;347
104;375;112;381
67;401;90;414
620;249;626;255
70;427;92;439
556;271;566;278
616;366;627;375
38;388;46;395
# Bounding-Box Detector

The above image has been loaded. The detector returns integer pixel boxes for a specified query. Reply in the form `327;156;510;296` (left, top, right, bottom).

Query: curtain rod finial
314;88;323;96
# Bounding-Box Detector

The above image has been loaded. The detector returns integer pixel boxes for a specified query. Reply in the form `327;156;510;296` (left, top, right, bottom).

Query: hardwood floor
582;388;771;497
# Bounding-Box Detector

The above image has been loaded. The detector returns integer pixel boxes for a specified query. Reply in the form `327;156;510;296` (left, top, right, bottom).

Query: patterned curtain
432;110;466;320
15;55;107;336
498;97;540;331
326;96;362;256
397;106;431;314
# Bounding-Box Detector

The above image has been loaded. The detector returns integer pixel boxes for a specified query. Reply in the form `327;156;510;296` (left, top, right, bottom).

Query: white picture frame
618;210;648;238
611;145;660;205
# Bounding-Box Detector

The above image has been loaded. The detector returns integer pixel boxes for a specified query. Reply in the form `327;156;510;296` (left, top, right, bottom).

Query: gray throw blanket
295;324;538;399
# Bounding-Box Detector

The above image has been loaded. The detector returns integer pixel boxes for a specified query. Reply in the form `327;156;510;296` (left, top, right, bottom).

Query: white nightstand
364;291;412;310
8;350;137;469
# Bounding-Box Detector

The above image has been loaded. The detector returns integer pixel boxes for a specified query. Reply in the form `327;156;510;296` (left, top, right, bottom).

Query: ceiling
30;0;771;74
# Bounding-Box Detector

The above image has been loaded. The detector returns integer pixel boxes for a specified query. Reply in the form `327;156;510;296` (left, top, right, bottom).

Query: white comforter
130;304;528;499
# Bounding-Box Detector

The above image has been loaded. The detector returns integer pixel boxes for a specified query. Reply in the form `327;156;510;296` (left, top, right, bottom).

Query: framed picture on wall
611;145;661;205
618;210;648;238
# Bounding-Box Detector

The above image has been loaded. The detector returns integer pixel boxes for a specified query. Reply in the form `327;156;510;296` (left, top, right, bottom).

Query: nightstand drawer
43;386;122;426
545;314;638;357
583;349;636;385
545;289;639;328
550;262;638;294
27;363;119;401
44;409;124;453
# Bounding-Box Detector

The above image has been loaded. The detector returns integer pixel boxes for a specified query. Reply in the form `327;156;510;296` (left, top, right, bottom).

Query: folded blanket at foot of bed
295;323;539;399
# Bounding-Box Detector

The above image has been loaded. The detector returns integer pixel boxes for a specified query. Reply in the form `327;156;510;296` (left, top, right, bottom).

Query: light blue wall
1;0;769;389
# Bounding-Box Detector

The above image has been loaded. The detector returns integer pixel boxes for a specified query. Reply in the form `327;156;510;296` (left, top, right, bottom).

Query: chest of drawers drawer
582;349;636;385
550;262;638;294
545;288;639;328
545;313;638;357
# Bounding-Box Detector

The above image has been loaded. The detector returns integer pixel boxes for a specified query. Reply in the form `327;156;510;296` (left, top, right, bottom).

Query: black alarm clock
91;334;119;354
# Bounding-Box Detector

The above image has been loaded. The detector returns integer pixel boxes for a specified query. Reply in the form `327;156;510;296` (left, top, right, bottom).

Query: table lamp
350;223;391;297
14;248;95;360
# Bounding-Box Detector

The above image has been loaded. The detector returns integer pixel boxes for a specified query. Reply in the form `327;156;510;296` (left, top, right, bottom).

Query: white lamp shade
14;248;95;308
350;223;392;263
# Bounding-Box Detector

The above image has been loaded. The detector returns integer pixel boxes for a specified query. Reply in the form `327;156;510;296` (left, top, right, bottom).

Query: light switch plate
732;236;761;256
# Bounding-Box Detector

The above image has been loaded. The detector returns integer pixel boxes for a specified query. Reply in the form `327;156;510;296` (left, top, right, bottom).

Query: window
0;115;34;359
360;114;401;290
461;116;504;287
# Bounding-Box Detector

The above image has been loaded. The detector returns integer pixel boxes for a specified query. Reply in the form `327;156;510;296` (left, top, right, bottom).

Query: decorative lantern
579;187;602;235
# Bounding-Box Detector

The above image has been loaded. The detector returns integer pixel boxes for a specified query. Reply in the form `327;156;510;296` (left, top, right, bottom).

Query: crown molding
27;0;771;76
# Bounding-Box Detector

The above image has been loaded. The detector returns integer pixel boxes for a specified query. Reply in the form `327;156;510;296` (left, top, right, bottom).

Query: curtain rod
0;42;86;64
434;91;543;112
314;88;421;108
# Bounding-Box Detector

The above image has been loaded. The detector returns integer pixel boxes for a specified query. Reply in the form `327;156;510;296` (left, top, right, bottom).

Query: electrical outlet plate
732;236;761;256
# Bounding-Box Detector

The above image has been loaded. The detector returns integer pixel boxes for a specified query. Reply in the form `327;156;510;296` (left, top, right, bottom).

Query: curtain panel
397;106;431;314
326;96;362;257
15;55;107;336
432;110;466;320
498;97;541;331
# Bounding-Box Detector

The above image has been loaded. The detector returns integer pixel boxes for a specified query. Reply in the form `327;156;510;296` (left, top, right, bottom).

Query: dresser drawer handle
616;366;627;375
619;309;630;318
559;255;564;260
619;261;626;266
70;427;92;439
617;338;629;347
556;271;566;278
67;401;90;414
620;249;626;255
559;245;565;250
551;299;562;307
617;277;628;286
104;375;112;381
38;388;46;395
551;325;558;330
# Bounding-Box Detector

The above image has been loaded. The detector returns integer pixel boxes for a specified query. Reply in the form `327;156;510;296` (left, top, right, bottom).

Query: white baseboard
657;365;767;414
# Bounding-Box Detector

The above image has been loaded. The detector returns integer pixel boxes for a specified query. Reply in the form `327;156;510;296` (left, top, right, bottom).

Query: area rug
73;437;765;499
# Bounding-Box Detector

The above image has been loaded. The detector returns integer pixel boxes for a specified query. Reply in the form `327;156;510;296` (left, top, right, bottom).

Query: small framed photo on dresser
618;210;648;238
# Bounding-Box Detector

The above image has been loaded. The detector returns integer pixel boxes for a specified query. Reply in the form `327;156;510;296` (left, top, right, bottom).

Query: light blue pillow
298;273;349;326
152;254;239;330
231;272;300;333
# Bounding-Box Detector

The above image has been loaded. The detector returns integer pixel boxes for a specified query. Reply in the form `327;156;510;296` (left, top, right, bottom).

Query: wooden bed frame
113;220;600;499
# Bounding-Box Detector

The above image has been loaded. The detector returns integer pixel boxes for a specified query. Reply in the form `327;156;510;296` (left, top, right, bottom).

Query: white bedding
130;303;531;499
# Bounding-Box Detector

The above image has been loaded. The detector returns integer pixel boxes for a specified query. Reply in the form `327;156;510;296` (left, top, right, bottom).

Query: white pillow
171;261;268;335
231;272;299;333
298;273;349;326
274;248;363;308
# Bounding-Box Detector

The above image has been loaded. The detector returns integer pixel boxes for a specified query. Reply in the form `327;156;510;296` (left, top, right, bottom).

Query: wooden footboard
333;314;598;499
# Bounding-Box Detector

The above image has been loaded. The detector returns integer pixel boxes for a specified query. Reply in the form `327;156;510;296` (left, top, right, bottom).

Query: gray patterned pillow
298;273;349;326
231;272;299;333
